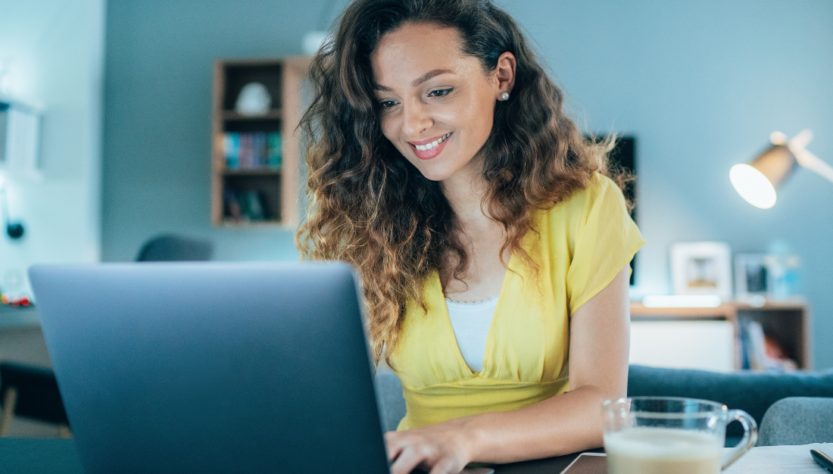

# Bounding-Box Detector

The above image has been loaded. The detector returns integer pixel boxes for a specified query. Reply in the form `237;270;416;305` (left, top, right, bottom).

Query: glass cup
603;397;757;474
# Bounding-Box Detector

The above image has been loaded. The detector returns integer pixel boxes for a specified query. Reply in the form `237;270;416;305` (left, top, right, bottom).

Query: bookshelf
629;301;811;371
211;57;310;227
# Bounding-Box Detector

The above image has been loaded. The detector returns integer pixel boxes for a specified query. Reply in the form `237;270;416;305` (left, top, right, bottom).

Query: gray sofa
374;365;833;444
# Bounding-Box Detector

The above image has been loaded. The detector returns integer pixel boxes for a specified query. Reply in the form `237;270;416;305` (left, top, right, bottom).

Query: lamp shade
730;144;797;209
731;129;833;209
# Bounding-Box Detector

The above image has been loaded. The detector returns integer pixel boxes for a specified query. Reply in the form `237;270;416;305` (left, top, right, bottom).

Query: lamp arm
0;186;24;239
785;130;833;185
793;148;833;185
0;186;9;224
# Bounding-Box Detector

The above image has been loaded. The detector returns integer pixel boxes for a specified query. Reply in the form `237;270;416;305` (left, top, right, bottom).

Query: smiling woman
371;24;505;182
296;0;644;472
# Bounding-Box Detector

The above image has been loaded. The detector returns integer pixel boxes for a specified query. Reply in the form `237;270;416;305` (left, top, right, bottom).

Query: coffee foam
604;427;722;460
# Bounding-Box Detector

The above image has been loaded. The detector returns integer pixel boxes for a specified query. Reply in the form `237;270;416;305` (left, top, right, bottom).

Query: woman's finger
428;456;461;474
389;445;429;474
384;432;405;461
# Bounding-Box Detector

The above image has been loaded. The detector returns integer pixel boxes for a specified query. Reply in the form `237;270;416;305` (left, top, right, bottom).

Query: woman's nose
401;100;432;136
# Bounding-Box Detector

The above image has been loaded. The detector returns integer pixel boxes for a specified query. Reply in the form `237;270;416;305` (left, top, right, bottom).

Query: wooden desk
0;438;592;474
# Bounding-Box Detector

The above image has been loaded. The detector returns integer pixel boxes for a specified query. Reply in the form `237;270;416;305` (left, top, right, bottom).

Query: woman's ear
495;52;516;100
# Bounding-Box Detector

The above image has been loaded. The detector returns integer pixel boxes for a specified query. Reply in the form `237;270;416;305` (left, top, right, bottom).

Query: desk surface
0;306;39;329
0;439;589;474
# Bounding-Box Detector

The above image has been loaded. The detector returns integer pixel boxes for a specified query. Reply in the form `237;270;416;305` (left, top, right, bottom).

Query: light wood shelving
211;57;310;227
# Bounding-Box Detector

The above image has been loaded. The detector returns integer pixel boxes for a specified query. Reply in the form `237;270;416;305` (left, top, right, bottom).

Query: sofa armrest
758;397;833;446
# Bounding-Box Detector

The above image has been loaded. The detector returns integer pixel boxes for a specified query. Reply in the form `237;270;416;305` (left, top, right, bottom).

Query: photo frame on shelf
735;253;768;300
670;242;732;298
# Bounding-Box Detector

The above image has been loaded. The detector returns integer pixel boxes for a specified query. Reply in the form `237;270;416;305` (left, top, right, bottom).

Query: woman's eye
428;88;453;98
380;100;398;109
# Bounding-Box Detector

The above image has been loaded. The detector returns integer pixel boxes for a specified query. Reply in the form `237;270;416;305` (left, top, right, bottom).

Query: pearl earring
501;92;510;101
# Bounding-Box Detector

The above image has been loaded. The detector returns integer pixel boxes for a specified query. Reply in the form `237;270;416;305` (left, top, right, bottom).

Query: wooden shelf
220;219;286;228
211;57;311;227
222;168;282;176
222;110;282;121
630;303;737;320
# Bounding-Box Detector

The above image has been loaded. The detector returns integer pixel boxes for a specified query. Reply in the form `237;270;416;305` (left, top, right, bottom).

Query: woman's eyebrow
373;69;454;91
411;69;453;86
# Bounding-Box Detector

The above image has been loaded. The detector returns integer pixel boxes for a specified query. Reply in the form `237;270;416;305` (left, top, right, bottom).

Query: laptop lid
29;262;389;474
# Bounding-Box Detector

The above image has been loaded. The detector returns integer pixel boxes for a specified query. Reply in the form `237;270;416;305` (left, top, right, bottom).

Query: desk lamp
730;130;833;209
0;174;25;239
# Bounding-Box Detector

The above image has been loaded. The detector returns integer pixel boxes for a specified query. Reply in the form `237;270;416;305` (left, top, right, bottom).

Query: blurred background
0;0;830;374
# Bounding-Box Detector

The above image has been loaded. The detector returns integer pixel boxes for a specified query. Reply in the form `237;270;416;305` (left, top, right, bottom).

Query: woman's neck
439;168;511;300
440;158;491;228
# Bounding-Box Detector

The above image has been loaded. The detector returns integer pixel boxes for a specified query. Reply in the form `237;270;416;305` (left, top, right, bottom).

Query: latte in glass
605;427;722;474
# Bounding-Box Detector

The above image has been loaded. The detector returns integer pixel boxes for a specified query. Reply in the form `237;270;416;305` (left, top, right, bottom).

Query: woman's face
371;22;513;183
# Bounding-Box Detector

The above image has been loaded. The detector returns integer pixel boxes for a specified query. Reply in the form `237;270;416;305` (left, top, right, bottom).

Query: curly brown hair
296;0;624;364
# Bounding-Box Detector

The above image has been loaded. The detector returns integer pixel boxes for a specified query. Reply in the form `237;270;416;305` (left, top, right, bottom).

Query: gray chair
758;397;833;446
374;369;406;433
136;234;213;262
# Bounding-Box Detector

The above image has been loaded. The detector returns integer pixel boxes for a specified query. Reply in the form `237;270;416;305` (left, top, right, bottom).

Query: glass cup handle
722;409;758;471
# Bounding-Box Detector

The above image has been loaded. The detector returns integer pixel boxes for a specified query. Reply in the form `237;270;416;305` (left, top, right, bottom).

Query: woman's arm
385;265;631;474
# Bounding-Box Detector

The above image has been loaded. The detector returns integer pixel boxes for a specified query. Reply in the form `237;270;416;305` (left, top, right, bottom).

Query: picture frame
735;254;769;300
670;242;732;298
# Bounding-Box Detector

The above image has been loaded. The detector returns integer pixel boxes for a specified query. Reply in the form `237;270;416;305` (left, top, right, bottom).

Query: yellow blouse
388;173;645;430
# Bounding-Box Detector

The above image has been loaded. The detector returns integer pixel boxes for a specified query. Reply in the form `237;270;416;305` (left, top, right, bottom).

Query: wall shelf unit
211;57;310;227
629;300;811;371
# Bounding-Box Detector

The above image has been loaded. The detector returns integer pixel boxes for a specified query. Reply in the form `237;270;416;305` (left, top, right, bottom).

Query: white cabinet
630;320;735;372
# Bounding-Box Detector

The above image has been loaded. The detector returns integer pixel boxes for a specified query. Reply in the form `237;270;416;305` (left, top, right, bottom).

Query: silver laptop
29;262;389;474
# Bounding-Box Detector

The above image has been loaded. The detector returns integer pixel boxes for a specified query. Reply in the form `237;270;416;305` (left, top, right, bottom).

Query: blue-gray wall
102;1;833;367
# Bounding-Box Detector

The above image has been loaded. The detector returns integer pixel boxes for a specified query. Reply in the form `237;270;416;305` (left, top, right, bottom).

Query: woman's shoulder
537;172;622;226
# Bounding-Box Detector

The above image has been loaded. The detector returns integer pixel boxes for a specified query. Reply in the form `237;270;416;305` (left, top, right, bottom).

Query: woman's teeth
414;133;451;151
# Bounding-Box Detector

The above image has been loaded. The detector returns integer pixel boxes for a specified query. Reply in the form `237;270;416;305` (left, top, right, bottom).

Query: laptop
29;262;390;474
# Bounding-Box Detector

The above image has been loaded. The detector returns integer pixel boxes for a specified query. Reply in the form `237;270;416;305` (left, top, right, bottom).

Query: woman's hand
384;420;475;474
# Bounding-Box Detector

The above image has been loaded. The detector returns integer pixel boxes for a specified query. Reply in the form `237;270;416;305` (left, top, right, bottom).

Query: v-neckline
435;251;517;377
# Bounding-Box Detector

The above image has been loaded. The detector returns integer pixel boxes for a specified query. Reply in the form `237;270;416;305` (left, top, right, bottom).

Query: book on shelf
223;132;282;171
738;317;798;372
223;134;240;169
267;132;282;169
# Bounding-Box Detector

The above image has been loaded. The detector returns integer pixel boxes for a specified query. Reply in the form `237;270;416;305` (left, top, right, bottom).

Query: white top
445;294;499;373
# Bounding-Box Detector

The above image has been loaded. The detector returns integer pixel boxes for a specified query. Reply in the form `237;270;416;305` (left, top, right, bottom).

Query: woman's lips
409;133;452;160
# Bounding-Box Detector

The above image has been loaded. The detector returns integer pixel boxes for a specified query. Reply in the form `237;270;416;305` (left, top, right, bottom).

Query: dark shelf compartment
222;174;281;222
222;63;283;111
223;119;282;133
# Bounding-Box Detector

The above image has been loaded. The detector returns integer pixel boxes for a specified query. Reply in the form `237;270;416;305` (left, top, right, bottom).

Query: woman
296;0;645;473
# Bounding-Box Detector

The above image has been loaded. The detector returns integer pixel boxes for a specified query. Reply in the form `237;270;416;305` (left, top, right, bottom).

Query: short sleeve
566;174;645;315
